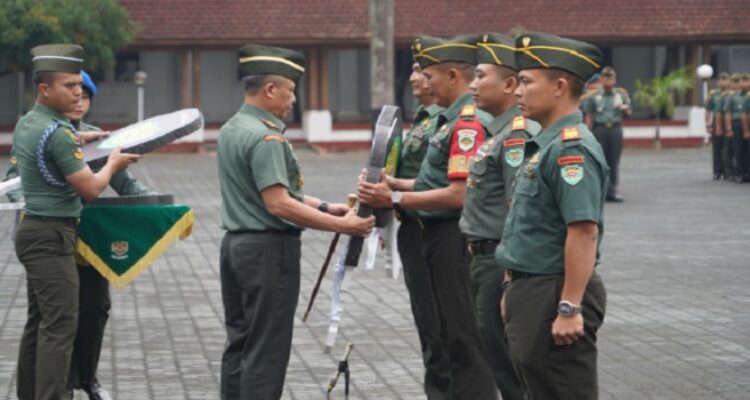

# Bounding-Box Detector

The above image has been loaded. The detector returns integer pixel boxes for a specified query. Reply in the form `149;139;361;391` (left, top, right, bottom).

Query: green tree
0;0;135;76
634;66;694;148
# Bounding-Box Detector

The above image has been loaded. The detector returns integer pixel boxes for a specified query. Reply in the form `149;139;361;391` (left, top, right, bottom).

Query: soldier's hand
107;147;141;171
78;130;110;144
339;209;375;237
327;202;350;216
358;180;392;208
551;314;584;346
744;131;750;140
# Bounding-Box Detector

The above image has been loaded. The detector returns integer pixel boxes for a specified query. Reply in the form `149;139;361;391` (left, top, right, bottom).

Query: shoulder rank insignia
263;134;286;143
261;118;279;130
460;104;476;120
73;150;84;160
511;116;526;131
561;127;581;141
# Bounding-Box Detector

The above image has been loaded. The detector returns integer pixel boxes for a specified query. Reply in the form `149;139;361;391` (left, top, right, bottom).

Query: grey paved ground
1;146;749;400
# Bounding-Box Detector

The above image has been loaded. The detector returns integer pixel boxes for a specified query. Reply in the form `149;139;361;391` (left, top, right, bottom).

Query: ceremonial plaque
83;108;204;169
343;105;402;267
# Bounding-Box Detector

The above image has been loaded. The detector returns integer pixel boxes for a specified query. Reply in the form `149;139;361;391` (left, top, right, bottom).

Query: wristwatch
557;300;583;317
390;191;403;206
318;201;329;213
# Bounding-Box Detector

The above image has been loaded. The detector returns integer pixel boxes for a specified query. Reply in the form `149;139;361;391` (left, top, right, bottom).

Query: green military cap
514;32;602;81
601;66;616;76
31;44;84;74
719;72;730;80
476;33;517;70
237;44;306;82
730;73;741;82
587;72;601;84
413;34;479;68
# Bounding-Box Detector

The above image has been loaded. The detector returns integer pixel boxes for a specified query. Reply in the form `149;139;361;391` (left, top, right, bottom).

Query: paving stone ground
1;146;749;400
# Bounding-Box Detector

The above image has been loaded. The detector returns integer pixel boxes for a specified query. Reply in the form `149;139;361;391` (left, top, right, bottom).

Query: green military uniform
394;91;451;399
496;32;609;400
71;112;155;397
217;44;306;400
13;44;87;400
585;67;630;199
719;89;736;179
706;82;726;179
412;34;498;400
459;33;540;400
724;75;748;181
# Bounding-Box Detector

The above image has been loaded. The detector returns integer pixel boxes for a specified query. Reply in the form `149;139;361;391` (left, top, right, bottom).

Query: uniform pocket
514;174;539;197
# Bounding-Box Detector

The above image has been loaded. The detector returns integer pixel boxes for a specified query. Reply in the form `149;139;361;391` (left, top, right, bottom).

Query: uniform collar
240;103;286;133
531;111;583;150
414;103;443;120
438;92;474;125
487;104;520;136
33;102;72;125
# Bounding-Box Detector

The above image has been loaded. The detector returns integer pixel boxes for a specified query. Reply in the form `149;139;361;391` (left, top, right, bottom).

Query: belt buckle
467;243;475;257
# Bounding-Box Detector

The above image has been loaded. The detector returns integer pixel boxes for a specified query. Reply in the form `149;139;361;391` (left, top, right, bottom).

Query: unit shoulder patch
457;129;478;152
560;164;584;185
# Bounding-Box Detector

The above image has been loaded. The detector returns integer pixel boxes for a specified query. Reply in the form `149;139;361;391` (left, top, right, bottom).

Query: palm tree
634;66;694;149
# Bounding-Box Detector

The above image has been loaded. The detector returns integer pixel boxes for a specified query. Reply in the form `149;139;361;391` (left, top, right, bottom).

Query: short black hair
440;62;475;83
243;74;275;95
33;71;58;86
543;69;585;99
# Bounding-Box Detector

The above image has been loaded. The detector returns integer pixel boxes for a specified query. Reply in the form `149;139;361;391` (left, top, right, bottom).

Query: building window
114;51;140;82
328;48;370;122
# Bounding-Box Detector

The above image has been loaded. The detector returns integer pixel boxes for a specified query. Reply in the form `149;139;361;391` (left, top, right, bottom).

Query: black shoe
713;173;723;180
82;382;112;400
606;194;624;203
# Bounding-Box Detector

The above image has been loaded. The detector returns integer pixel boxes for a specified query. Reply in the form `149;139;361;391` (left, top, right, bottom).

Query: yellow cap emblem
522;37;531;47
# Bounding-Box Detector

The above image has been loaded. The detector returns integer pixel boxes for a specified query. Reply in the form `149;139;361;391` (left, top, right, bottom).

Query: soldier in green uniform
496;32;609;400
13;44;139;400
706;72;730;180
359;35;498;400
724;73;748;182
393;42;450;400
216;44;374;400
460;33;540;400
579;72;601;114
69;71;155;400
584;66;630;202
719;77;736;180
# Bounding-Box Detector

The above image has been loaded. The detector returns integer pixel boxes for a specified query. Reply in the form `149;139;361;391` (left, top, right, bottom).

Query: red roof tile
121;0;750;46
